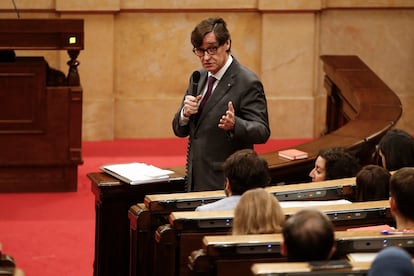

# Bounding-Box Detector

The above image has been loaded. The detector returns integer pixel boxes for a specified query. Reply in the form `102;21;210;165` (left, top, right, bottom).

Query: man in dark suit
172;17;270;192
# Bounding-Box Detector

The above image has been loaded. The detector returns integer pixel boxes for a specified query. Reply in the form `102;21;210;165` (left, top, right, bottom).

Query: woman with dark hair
355;164;390;201
309;147;361;182
377;128;414;171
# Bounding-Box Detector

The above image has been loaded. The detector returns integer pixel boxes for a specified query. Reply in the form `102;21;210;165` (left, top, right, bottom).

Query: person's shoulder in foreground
377;128;414;171
368;246;414;276
196;148;270;211
195;195;241;211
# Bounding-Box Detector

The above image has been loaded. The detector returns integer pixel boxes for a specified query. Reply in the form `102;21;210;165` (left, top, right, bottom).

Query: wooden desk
170;200;392;231
193;231;414;276
154;200;394;276
206;232;381;257
129;177;356;276
251;262;371;276
88;171;186;276
0;19;84;192
145;176;356;210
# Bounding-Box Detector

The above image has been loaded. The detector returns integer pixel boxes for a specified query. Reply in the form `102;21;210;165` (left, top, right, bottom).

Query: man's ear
224;178;232;196
390;197;399;215
280;241;287;257
328;245;336;259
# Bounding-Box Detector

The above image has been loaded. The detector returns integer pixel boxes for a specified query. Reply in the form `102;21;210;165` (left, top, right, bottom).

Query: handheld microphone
191;71;201;96
12;0;20;18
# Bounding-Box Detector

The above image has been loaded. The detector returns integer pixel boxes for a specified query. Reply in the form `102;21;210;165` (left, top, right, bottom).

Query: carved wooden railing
262;55;402;184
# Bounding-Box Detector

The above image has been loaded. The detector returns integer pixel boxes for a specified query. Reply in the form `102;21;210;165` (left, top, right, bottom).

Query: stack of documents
100;162;174;185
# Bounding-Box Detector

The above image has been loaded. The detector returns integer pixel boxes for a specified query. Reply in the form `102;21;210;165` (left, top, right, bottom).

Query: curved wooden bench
263;55;402;184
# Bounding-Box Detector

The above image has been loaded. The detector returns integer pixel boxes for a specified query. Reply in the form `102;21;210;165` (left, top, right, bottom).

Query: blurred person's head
232;188;284;235
377;128;414;171
355;164;390;201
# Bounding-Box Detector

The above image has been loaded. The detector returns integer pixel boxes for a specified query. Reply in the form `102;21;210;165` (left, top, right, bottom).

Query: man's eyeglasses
193;45;219;57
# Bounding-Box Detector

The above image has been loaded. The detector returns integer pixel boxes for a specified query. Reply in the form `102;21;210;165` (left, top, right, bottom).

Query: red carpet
0;138;309;276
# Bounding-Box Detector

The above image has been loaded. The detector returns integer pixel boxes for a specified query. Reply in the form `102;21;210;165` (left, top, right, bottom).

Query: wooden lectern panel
0;19;84;192
0;57;46;133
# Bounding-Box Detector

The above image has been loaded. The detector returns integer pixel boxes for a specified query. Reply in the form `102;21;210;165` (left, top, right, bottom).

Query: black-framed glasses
192;45;219;57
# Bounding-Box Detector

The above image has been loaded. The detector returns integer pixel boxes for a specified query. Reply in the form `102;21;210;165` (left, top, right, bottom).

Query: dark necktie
199;76;216;110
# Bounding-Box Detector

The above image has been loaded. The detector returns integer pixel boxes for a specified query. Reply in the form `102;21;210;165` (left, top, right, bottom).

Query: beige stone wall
1;0;413;141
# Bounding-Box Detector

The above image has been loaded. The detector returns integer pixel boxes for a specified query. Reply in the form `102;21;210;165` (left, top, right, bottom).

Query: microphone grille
192;71;201;83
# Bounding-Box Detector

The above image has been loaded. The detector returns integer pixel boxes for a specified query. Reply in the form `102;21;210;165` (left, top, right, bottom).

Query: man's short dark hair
191;17;231;51
318;147;360;180
389;167;414;221
223;149;270;195
283;209;335;262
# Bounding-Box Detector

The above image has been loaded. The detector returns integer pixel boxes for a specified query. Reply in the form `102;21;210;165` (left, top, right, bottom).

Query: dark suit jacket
172;58;270;191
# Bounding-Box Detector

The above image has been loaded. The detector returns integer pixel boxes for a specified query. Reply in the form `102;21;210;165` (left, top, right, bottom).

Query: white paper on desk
347;252;378;262
100;162;174;185
279;199;352;208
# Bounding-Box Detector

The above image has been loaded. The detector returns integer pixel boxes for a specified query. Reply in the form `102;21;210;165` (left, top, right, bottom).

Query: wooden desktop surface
203;230;412;248
196;230;414;276
169;200;390;223
144;177;356;212
251;261;371;275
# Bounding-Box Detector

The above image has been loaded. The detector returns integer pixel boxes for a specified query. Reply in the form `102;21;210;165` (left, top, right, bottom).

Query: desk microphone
191;71;200;97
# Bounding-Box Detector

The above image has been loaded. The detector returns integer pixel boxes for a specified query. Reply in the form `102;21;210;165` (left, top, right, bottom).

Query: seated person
389;167;414;231
376;128;414;171
355;164;391;201
281;209;336;261
309;147;361;182
196;149;270;211
368;246;414;276
232;188;284;235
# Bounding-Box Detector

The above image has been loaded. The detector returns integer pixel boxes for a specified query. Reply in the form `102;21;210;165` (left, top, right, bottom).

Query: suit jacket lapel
197;71;208;97
199;61;238;116
194;59;239;128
